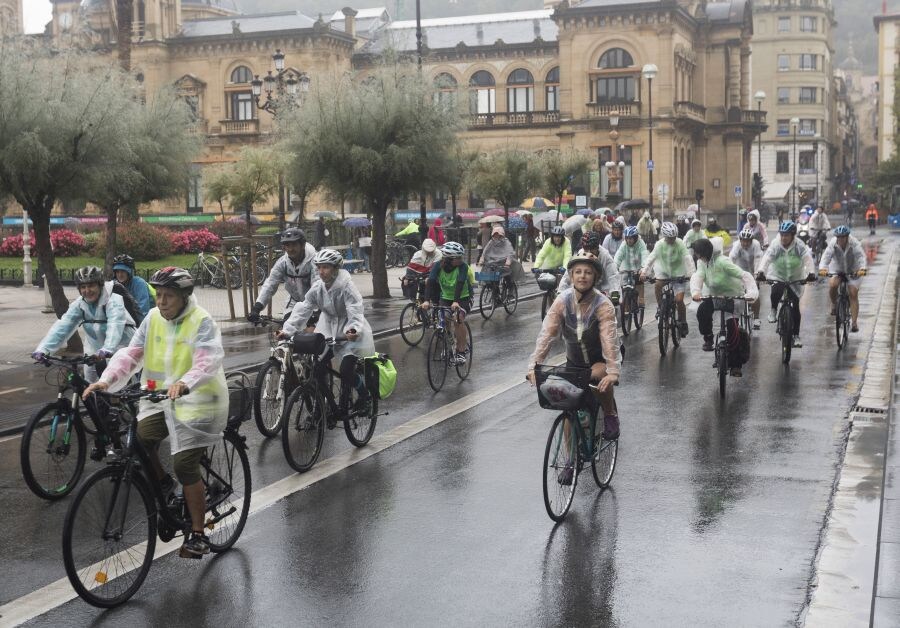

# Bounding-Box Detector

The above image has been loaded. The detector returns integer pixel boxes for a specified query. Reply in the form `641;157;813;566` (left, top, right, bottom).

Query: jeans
770;283;801;335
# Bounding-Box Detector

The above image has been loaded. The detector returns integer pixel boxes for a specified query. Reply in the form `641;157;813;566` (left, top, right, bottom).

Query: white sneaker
792;335;803;348
767;310;777;324
752;318;761;330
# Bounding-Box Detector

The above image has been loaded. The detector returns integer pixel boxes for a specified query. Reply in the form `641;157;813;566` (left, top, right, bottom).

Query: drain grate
852;405;889;415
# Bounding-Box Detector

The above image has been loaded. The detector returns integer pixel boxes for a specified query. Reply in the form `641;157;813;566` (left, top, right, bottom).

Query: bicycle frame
43;357;123;450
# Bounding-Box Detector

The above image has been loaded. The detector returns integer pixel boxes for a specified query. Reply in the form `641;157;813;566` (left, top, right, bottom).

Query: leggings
770;283;801;335
315;351;362;411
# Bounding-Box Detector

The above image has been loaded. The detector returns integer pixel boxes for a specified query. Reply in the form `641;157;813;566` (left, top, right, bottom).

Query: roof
705;0;747;24
874;13;900;31
180;11;316;38
365;10;556;53
572;0;662;9
328;7;391;36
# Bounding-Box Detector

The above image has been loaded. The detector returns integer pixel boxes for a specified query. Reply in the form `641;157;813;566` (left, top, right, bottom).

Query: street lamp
642;63;658;213
813;138;819;209
415;0;429;242
754;90;766;209
790;117;800;220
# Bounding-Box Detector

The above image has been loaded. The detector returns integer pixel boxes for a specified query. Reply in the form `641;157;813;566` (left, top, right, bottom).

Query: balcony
673;101;706;122
187;119;209;135
468;111;560;128
585;102;641;119
218;119;260;136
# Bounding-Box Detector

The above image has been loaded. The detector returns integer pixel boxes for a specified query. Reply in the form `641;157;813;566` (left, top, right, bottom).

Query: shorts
657;279;688;295
439;298;471;314
137;412;206;485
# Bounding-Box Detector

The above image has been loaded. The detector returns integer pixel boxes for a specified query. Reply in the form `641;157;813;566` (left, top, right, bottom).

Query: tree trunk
104;205;119;275
115;0;132;72
370;199;390;299
218;200;226;221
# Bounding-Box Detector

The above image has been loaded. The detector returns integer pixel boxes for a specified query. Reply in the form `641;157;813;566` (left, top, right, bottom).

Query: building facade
43;0;765;219
0;0;22;36
875;12;900;164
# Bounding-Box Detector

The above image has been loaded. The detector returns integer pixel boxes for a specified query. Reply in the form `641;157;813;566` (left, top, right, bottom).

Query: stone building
0;0;22;36
874;11;900;164
43;0;765;219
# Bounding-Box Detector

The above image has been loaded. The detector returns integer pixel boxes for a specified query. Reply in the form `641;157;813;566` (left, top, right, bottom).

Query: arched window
469;71;496;115
545;67;559;112
230;66;253;84
598;48;634;69
434;72;458;109
591;49;636;104
506;69;534;113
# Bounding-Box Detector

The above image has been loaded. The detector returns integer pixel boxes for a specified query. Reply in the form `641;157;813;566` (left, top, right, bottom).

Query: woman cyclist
729;227;765;329
111;254;155;316
615;226;649;312
534;225;571;272
478;225;516;292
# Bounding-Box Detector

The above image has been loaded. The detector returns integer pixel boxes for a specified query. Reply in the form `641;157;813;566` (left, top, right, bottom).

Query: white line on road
0;387;25;397
0;357;560;627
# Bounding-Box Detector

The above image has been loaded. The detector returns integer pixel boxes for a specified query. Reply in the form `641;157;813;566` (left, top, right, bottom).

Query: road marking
0;387;25;396
0;357;562;627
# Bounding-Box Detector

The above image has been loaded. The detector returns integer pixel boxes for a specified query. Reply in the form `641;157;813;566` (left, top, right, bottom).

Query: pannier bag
364;353;397;400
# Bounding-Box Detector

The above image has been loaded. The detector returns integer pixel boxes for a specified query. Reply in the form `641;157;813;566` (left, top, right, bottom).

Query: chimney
476;23;484;43
533;19;541;38
342;7;358;38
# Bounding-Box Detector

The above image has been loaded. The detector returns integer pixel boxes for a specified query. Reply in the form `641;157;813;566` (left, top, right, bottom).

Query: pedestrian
315;216;327;249
521;214;538;262
358;227;372;271
477;222;491;259
866;203;879;235
428;217;446;246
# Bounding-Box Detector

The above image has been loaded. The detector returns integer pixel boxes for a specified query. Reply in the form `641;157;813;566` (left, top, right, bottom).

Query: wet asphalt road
0;244;890;626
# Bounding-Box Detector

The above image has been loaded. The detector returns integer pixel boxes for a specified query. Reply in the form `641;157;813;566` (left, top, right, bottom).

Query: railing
218;119;260;135
469;111;560;128
741;109;767;125
585;102;641;118
188;119;209;135
673;101;706;121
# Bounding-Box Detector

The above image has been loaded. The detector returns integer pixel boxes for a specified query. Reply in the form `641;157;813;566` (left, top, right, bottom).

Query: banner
142;214;216;224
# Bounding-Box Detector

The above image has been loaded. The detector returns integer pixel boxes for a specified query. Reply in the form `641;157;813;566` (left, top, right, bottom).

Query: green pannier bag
364;353;397;399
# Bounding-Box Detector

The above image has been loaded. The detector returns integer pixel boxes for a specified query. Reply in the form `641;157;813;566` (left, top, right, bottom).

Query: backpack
111;281;145;326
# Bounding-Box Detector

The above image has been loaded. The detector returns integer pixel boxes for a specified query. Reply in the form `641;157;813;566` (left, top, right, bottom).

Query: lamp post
642;63;658;214
22;210;31;286
754;90;766;209
813;138;819;208
790;117;800;221
415;0;428;243
251;50;310;232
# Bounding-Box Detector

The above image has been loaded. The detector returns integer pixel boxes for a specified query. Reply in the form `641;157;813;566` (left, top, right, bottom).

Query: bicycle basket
475;270;501;283
364;353;397;400
291;331;326;355
537;272;558;291
534;364;591;411
225;370;254;424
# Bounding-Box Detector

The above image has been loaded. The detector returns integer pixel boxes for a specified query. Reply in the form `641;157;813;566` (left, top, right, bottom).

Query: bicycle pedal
178;547;203;560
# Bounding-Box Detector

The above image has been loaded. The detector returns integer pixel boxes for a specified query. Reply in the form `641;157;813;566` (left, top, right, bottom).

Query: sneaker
767;310;777;324
702;335;714;352
851;324;859;333
753;318;761;330
558;464;574;486
730;367;743;377
455;349;469;365
602;414;620;440
792;335;803;348
181;531;210;557
654;308;660;320
679;322;689;338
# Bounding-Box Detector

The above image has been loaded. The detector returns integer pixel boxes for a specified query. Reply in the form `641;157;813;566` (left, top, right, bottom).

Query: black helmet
74;266;103;286
280;228;306;245
149;266;194;296
111;254;135;270
693;238;713;261
581;231;602;249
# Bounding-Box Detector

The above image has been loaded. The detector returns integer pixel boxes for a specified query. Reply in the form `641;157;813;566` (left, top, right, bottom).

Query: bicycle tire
205;430;252;552
658;310;668;356
344;373;378;448
455;321;473;380
62;466;156;608
281;386;325;473
718;336;727;398
591;434;618;488
670;310;681;349
400;303;426;347
189;261;208;288
21;403;86;500
502;281;518;315
401;245;418;266
543;412;578;522
541;291;552;320
254;360;285;438
479;285;496;320
620;298;631;336
426;329;449;392
780;304;792;364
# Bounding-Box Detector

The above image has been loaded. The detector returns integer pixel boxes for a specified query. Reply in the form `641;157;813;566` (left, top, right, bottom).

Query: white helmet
660;222;678;238
312;248;344;267
441;242;465;258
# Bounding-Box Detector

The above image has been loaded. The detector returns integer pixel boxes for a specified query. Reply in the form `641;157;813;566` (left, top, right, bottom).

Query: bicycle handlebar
98;386;169;404
35;355;102;367
763;279;809;286
647;276;689;284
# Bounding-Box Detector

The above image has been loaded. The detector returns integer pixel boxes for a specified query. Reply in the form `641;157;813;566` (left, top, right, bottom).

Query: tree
441;144;478;221
279;60;460;298
205;168;231;221
283;157;321;224
226;147;285;236
471;148;543;224
541;149;591;215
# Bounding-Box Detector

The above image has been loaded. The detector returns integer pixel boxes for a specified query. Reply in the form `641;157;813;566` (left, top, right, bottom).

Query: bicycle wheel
281;386;325;473
344;374;378;448
717;337;727;398
591;435;618;488
426;330;449;392
658;311;668;356
400;303;426;347
779;305;792;364
670;310;681;349
502;281;518;315
633;293;644;330
204;430;251;552
21;403;86;500
479;285;496;320
455;321;473;380
620;299;631;336
542;412;578;522
836;294;850;350
62;466;156;608
541;291;552;320
189;261;209;288
225;257;243;289
401;245;418;266
253;360;285;438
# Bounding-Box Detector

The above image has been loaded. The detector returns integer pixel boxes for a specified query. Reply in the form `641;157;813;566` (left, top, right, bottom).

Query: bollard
42;274;54;313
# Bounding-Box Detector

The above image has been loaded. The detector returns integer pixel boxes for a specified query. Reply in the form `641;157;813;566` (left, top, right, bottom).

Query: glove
755;272;766;282
96;349;114;359
818;269;828;277
806;273;816;283
610;291;620;306
31;351;46;363
532;268;541;275
857;269;867;277
247;302;264;323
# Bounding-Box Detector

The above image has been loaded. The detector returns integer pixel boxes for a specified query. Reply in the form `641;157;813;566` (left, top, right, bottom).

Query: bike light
147;380;157;391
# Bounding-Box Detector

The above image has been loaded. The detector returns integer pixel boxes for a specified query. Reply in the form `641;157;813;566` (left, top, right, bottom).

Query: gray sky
24;0;52;34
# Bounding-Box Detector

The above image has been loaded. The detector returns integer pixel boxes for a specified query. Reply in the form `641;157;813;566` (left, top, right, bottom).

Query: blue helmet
623;226;638;238
778;221;797;235
833;225;851;237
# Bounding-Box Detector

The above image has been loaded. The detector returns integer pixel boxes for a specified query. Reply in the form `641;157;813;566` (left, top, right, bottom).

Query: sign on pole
733;185;743;198
647;160;654;171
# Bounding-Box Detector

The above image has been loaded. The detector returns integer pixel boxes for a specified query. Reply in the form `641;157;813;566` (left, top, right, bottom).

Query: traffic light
856;183;864;190
695;188;704;203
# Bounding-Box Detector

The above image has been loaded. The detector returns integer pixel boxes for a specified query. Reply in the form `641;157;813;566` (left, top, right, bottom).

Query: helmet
739;227;755;240
441;242;465;258
581;231;602;249
422;238;437;253
707;215;719;225
779;221;797;235
149;267;194;296
693;238;713;261
111;254;135;270
612;217;625;228
74;266;103;286
691;219;702;227
280;227;306;244
312;249;344;267
623;226;638;238
566;252;603;278
550;226;566;238
660;222;678;238
833;225;851;237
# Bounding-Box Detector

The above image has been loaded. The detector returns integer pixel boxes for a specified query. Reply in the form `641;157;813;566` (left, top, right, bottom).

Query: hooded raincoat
820;235;867;276
112;264;155;316
729;239;765;274
641;238;696;279
256;243;318;317
758;238;815;297
614;237;649;273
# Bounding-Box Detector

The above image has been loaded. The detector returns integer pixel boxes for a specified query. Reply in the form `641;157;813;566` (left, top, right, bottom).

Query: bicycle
281;335;386;472
20;355;133;501
385;239;417;268
701;297;747;398
189;251;242;289
650;276;688;357
533;364;618;522
828;272;854;350
399;272;437;347
810;232;827;267
62;386;251;607
619;271;645;336
476;264;518;320
426;306;473;392
533;267;564;320
765;279;808;364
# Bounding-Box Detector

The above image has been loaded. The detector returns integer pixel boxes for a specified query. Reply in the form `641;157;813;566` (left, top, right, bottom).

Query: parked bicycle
650;277;688;356
828;272;854;350
619;271;645;336
281;334;386;472
399;272;437;347
385;239;418;268
252;315;311;438
20;355;132;501
766;279;808;364
477;264;518;320
426;306;473;392
533;364;618;522
62;386;251;607
533;267;564;320
189;251;242;289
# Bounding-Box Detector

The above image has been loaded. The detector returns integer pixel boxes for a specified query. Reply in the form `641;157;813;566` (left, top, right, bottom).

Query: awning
763;182;793;201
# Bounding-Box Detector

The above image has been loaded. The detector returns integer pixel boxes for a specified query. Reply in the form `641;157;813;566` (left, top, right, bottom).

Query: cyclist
32;266;136;382
745;209;769;248
866;203;879;235
683;218;704;252
477;225;516;292
756;221;816;348
729;228;765;329
639;222;696;338
403;238;442;300
395;218;421;248
248;227;317;323
737;208;748;232
637;211;657;248
83;267;229;557
280;249;377;411
422;242;473;365
704;216;732;249
819;225;867;332
602;220;625;257
534;225;571;272
526;252;621;456
807;206;831;253
111;254;155;316
691;238;758;377
615;226;648;313
558;231;620;303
